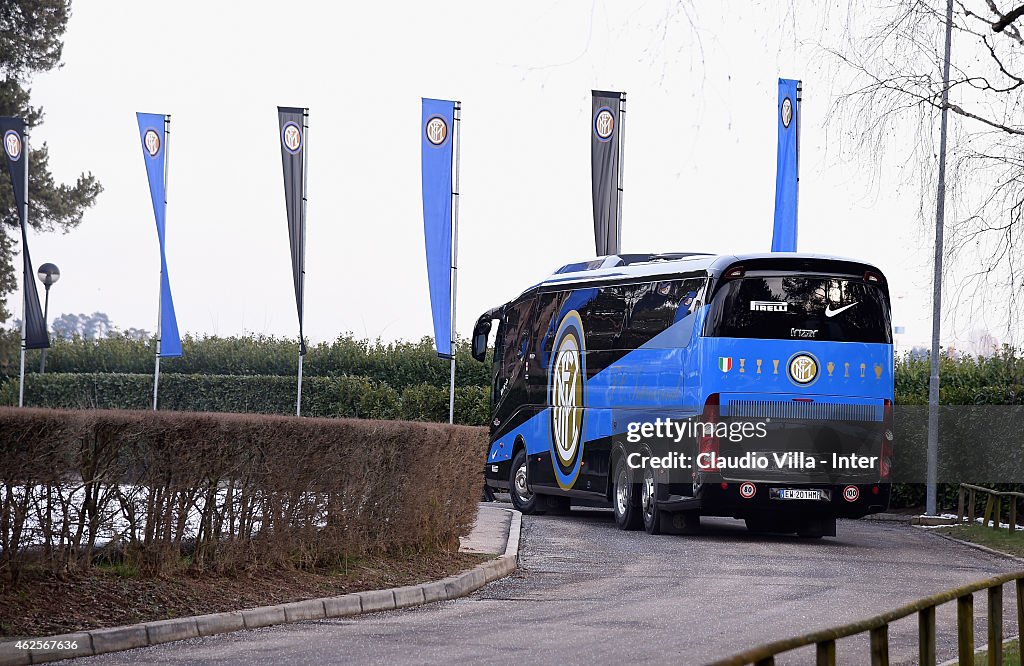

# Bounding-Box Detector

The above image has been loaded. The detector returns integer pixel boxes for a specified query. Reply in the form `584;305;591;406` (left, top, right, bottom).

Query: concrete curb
0;509;522;665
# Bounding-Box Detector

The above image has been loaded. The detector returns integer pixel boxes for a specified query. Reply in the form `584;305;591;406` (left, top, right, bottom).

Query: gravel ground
65;503;1023;665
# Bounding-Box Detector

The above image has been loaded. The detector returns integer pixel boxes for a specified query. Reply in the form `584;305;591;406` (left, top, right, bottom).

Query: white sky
6;0;1002;352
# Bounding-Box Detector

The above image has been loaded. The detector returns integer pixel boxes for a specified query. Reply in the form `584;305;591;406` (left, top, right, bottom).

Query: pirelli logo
750;301;788;312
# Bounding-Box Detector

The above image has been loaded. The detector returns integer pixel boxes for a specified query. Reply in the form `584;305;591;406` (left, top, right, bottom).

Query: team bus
470;252;894;538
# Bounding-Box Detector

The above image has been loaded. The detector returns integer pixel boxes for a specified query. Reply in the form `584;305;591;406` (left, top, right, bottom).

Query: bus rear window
704;275;891;343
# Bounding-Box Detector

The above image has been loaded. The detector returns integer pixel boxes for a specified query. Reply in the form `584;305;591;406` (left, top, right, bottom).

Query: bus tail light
724;266;745;280
880;399;893;480
697;394;720;471
864;270;885;284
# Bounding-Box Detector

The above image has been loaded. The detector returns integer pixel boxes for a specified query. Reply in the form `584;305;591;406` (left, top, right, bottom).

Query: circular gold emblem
788;353;818;385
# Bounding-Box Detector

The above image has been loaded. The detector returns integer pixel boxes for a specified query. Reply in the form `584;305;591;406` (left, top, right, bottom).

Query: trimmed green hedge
0;373;491;426
0;330;492;391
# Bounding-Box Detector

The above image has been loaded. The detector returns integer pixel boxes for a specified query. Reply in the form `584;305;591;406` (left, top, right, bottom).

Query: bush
0;408;487;580
1;332;494;390
0;373;492;425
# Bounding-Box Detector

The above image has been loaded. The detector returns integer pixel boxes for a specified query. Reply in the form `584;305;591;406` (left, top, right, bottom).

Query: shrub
0;408;487;580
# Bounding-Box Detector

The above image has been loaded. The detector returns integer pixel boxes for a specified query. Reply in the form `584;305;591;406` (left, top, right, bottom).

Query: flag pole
448;101;461;425
17;131;29;408
616;93;626;255
296;109;308;417
153;115;169;411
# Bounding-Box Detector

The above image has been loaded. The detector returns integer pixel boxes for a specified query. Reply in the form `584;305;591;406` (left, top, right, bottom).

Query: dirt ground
0;551;484;638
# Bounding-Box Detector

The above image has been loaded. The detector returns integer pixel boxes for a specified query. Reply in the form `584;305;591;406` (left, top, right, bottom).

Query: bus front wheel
509;449;545;515
613;455;642;531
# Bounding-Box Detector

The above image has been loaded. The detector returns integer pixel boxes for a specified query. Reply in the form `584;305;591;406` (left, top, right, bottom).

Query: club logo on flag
425;116;447;146
781;97;793;128
282;122;302;154
718;357;733;372
143;129;161;157
4;130;22;161
594;107;614;141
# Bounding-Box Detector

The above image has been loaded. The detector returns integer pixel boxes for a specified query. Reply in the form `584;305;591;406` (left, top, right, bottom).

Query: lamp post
37;262;60;373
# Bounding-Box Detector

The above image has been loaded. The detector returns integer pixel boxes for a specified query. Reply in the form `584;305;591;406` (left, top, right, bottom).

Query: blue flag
421;98;457;359
136;112;182;357
771;78;800;252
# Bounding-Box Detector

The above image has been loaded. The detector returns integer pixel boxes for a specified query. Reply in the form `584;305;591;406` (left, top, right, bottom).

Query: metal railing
709;571;1024;666
959;484;1024;531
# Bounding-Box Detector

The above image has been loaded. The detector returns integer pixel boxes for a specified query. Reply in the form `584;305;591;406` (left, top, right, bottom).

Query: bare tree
820;1;1024;341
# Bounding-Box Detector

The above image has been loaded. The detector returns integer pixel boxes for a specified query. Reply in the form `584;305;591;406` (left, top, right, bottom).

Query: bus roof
525;252;886;292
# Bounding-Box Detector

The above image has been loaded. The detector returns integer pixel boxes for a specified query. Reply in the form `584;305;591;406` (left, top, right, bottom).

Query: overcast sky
6;0;1003;352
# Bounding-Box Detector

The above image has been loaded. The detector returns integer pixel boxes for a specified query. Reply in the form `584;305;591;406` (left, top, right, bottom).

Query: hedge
0;330;492;391
0;408;487;580
0;373;491;426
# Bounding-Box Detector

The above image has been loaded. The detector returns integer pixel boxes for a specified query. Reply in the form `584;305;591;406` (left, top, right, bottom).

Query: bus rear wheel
641;465;663;535
509;449;545;515
613;455;642;530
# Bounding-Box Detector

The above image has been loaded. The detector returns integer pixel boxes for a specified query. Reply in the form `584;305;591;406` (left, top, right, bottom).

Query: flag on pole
0;117;48;349
591;90;625;257
771;78;801;252
277;107;308;356
421;98;456;360
136;113;182;357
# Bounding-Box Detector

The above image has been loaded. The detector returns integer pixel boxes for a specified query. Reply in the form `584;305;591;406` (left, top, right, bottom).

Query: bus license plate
771;488;830;501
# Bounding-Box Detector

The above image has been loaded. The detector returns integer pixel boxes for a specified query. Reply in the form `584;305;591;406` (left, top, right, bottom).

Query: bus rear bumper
660;482;890;519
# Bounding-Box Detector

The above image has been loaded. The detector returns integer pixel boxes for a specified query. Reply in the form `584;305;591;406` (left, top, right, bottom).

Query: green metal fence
709;571;1024;666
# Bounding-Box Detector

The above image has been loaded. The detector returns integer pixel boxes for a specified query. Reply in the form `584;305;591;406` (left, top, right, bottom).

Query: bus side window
493;297;536;410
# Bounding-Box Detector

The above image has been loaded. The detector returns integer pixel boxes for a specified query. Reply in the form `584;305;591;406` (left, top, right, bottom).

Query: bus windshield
704;274;891;343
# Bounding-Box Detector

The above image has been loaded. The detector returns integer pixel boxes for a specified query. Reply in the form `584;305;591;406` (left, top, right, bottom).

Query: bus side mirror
471;319;492;362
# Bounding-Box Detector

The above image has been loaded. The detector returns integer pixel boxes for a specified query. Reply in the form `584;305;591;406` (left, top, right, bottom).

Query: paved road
70;504;1022;665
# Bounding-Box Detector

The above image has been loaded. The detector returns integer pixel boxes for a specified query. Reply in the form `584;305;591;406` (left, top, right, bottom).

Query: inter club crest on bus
788;352;819;385
550;310;586;490
594;107;614;141
4;130;22;161
425;116;447;146
143;129;161;157
718;357;733;372
282;122;302;154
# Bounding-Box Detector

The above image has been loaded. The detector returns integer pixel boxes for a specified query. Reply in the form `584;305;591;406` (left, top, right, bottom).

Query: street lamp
37;262;60;373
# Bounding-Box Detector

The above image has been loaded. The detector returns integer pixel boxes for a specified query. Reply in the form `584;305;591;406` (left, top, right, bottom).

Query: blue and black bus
470;252;894;537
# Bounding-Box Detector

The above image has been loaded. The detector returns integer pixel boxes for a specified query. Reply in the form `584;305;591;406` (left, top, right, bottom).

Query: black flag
591;90;625;257
0;117;48;350
277;107;307;355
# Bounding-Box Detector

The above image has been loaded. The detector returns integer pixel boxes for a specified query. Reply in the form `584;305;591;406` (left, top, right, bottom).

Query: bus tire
509;449;545;515
613;455;643;531
641;464;663;535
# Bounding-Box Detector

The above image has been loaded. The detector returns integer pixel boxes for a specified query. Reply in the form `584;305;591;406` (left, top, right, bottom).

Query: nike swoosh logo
825;302;859;318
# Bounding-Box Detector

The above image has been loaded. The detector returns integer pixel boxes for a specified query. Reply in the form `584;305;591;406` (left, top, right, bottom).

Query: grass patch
977;638;1020;666
934;524;1024;557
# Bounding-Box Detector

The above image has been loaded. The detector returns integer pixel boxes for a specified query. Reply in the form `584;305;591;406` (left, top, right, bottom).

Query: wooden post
816;639;836;666
1017;579;1024;655
870;625;890;666
988;585;1002;666
1009;498;1016;534
919;606;937;666
958;593;975;666
969;488;977;523
983;495;994;528
959;486;966;522
995;497;1002;528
